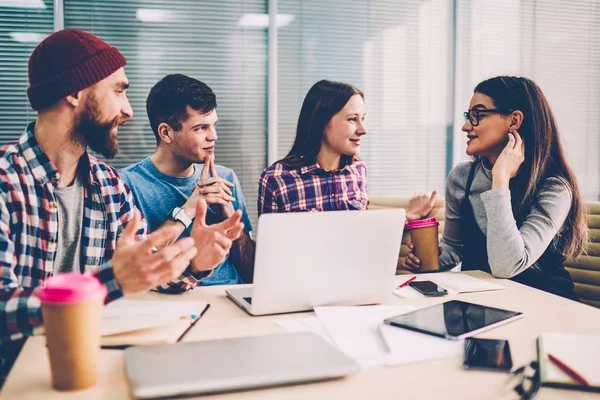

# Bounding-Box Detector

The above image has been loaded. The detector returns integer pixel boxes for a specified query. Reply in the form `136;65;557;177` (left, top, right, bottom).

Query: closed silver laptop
124;332;360;399
226;209;406;315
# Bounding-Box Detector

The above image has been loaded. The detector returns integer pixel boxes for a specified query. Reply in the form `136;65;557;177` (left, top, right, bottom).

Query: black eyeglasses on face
463;108;514;127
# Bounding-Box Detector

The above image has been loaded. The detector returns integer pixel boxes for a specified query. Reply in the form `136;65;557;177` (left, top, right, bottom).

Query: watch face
171;207;191;228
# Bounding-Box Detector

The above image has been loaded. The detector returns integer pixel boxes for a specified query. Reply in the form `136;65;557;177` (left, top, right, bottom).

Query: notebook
101;299;210;347
537;332;600;392
393;273;506;299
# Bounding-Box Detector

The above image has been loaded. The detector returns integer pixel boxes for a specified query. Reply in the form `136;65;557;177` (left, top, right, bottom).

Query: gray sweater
439;161;572;278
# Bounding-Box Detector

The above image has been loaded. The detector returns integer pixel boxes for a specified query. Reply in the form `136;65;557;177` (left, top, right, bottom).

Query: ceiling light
9;32;47;43
136;8;174;23
238;13;295;28
0;0;46;8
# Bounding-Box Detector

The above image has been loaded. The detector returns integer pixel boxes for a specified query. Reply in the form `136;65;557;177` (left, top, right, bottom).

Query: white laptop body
226;209;406;315
125;332;360;398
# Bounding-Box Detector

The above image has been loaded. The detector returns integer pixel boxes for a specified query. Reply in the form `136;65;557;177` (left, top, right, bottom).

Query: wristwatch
169;207;193;229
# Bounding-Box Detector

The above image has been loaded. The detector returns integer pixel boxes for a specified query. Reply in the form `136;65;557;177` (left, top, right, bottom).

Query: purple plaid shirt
0;124;206;344
258;161;368;216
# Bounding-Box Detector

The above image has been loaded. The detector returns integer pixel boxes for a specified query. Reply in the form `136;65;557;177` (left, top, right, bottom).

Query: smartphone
408;280;448;296
463;338;513;372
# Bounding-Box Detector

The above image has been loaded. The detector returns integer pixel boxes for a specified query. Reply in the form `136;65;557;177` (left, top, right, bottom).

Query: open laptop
125;332;360;398
226;209;406;315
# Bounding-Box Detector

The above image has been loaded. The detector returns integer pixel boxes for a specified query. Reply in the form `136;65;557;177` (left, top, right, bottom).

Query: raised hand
407;190;438;221
189;198;244;272
113;209;198;294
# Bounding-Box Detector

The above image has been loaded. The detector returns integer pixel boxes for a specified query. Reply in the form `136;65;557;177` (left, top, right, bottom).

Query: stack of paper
101;299;209;346
277;305;462;369
394;273;506;299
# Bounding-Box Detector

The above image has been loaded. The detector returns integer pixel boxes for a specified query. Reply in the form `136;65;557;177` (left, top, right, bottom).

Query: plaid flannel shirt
0;123;206;344
258;161;368;216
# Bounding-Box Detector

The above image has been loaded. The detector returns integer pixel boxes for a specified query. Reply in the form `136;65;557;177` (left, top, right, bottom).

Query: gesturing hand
492;130;525;186
113;209;198;294
190;198;244;272
407;190;438;221
197;155;235;218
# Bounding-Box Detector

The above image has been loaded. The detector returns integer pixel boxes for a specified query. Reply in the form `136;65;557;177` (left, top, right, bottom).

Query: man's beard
73;95;127;159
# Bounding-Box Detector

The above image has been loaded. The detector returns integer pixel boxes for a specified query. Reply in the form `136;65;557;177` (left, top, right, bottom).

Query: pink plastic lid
407;217;439;230
35;273;107;304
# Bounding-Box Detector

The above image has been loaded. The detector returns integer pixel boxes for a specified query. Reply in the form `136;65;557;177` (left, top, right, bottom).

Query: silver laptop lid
124;332;360;399
248;209;406;315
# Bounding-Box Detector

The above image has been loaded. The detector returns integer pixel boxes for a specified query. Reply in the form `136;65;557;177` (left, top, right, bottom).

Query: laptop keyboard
243;297;253;304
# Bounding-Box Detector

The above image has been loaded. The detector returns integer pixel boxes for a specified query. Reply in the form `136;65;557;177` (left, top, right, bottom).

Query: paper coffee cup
407;218;440;272
36;273;107;391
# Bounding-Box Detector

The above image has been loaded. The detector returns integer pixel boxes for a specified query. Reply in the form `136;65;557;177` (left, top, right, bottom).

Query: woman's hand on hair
492;130;525;189
406;191;438;221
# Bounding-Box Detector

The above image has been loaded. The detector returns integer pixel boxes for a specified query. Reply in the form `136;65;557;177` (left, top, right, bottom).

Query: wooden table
1;271;599;400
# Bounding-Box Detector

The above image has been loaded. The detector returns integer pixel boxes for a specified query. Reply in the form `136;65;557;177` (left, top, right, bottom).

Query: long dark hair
474;76;588;259
279;80;363;168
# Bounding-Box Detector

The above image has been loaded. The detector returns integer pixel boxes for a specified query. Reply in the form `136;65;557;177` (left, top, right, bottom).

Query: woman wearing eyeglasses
401;76;588;300
258;79;436;220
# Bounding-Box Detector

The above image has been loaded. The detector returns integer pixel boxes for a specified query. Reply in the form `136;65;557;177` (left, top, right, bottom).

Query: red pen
547;353;590;386
398;276;417;289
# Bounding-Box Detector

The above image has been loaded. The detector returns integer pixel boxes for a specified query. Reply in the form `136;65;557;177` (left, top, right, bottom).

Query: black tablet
383;300;523;340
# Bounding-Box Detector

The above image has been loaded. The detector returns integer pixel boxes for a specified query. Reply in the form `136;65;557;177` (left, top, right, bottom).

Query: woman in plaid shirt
258;80;369;215
258;80;436;219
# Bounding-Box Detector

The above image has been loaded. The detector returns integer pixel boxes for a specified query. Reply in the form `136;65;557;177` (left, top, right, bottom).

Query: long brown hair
474;76;588;259
280;80;363;168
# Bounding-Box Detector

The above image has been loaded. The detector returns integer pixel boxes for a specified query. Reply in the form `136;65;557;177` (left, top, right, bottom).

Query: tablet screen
384;300;523;340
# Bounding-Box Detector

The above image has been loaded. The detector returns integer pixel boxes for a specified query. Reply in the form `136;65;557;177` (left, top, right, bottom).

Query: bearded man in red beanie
0;29;244;380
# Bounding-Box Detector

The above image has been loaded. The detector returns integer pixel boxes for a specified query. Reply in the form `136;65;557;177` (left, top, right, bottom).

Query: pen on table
547;353;590;386
398;276;417;289
176;304;211;343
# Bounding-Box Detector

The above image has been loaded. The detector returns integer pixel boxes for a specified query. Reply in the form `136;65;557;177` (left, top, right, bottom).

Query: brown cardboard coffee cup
407;218;440;272
36;273;107;390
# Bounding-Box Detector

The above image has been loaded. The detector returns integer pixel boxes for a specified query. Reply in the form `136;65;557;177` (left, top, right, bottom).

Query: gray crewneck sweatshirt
439;161;572;278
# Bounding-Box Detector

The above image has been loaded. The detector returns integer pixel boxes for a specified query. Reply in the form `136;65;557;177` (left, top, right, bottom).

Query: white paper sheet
314;305;415;360
277;305;464;369
430;273;506;293
379;325;463;366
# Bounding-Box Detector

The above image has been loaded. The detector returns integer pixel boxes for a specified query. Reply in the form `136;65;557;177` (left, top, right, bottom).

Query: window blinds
0;0;53;142
64;0;268;225
455;0;600;200
277;0;454;196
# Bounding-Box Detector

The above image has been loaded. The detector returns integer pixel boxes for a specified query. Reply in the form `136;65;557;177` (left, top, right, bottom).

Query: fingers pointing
200;155;211;180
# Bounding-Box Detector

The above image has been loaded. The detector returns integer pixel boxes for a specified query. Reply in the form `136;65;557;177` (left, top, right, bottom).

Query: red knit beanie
27;29;127;111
